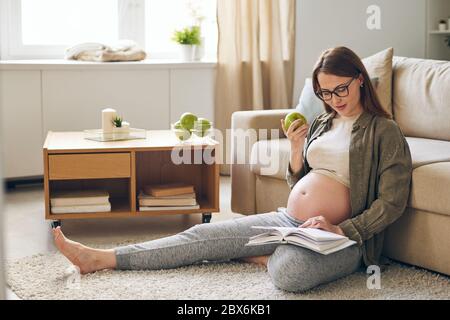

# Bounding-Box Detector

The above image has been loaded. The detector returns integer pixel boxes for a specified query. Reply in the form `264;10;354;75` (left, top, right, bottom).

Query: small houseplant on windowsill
171;25;201;61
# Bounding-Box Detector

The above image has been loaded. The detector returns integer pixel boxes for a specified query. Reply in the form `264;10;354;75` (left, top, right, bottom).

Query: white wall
0;62;216;179
294;0;427;102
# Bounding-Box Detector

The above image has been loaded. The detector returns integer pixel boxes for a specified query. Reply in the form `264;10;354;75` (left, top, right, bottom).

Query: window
0;0;217;60
21;0;119;45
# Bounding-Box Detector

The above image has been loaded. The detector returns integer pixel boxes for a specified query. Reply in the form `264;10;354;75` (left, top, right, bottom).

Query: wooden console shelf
43;130;220;224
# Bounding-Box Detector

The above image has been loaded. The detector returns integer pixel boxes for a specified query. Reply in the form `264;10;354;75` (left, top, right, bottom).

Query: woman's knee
267;245;320;292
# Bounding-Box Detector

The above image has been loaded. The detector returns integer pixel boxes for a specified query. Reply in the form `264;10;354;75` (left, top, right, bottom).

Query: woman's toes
53;226;61;238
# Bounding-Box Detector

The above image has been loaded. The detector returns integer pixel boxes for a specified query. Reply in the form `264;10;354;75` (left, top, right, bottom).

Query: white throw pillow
362;47;394;116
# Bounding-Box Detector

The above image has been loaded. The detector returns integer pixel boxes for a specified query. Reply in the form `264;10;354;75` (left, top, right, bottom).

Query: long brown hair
312;47;391;119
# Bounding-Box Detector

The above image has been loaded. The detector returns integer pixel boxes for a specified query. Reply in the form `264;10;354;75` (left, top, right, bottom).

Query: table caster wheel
51;220;62;228
202;213;212;224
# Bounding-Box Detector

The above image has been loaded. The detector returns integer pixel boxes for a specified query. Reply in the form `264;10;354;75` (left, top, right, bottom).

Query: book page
251;226;347;242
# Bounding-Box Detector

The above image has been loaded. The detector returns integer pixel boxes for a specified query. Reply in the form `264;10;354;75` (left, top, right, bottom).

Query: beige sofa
231;56;450;276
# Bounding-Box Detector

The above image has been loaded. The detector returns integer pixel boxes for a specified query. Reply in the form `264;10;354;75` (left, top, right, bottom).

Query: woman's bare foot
52;227;117;274
240;255;270;266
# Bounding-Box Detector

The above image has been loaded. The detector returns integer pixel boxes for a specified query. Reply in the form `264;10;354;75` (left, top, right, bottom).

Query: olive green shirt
286;109;413;267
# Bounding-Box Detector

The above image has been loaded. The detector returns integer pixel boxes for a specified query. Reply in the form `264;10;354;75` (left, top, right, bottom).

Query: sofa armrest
231;109;292;215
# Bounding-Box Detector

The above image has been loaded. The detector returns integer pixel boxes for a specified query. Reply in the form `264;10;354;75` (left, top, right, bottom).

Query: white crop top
305;112;362;188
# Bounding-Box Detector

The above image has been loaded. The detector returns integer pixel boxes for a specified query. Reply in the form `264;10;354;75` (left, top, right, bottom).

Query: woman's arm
283;116;318;190
338;124;413;245
286;145;305;189
289;147;304;175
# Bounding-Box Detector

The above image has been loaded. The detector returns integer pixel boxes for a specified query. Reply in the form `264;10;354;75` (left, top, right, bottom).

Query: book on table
245;226;356;255
143;182;195;197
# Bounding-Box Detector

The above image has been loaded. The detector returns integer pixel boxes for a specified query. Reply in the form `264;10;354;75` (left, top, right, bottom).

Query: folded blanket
65;40;146;62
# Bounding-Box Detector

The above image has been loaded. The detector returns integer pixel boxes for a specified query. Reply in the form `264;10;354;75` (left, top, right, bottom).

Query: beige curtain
215;0;296;175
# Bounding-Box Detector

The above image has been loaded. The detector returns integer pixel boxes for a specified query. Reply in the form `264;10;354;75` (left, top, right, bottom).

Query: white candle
102;108;117;133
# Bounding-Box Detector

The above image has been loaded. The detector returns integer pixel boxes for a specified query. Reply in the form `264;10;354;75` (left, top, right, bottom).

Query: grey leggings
114;208;362;292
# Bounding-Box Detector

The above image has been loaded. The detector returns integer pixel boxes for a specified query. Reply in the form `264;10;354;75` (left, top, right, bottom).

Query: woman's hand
299;216;345;236
281;118;309;150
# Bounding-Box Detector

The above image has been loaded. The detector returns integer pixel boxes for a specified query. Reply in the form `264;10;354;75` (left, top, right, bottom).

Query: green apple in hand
284;111;307;130
180;112;198;131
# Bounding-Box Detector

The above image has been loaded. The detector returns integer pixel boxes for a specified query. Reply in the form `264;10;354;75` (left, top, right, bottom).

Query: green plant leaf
171;26;201;45
112;116;123;128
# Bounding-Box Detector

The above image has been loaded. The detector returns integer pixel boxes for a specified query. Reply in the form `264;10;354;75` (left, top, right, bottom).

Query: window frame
0;0;145;60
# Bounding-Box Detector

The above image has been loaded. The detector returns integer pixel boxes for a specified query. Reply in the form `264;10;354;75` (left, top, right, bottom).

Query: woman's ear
358;74;364;87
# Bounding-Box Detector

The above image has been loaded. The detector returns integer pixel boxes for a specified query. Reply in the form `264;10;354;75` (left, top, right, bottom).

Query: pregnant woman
53;47;413;293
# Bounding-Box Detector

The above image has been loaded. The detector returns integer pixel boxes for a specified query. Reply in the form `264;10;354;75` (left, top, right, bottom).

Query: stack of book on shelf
50;190;111;214
138;182;199;211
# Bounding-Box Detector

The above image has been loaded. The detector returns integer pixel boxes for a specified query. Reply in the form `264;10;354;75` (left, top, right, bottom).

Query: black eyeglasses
315;77;356;101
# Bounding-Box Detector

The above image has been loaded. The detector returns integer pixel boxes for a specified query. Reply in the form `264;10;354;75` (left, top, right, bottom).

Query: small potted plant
112;116;130;139
171;26;201;61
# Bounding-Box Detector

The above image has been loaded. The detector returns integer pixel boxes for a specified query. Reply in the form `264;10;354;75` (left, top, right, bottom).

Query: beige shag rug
6;237;450;300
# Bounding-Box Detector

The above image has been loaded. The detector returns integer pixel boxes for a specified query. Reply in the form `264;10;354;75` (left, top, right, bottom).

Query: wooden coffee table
43;130;220;227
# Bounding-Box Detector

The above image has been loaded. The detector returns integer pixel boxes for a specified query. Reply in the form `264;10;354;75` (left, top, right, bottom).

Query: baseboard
3;176;44;190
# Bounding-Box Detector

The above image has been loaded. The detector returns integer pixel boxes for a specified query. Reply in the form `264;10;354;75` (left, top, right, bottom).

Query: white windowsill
0;59;217;70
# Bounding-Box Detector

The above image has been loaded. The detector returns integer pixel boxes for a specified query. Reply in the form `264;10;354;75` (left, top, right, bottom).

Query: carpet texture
6;237;449;300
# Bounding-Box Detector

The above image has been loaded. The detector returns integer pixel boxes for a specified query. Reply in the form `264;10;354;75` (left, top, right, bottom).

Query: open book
245;226;356;255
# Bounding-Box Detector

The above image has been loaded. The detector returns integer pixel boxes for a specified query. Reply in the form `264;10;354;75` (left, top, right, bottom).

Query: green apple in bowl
284;111;307;130
180;112;198;131
172;121;191;141
192;118;212;137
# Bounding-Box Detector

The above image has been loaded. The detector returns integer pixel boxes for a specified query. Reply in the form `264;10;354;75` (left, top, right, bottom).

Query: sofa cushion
362;47;394;116
405;137;450;169
250;138;290;180
392;56;450;141
408;162;450;217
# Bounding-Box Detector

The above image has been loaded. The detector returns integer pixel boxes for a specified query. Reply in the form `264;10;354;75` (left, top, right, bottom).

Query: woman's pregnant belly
286;172;352;225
